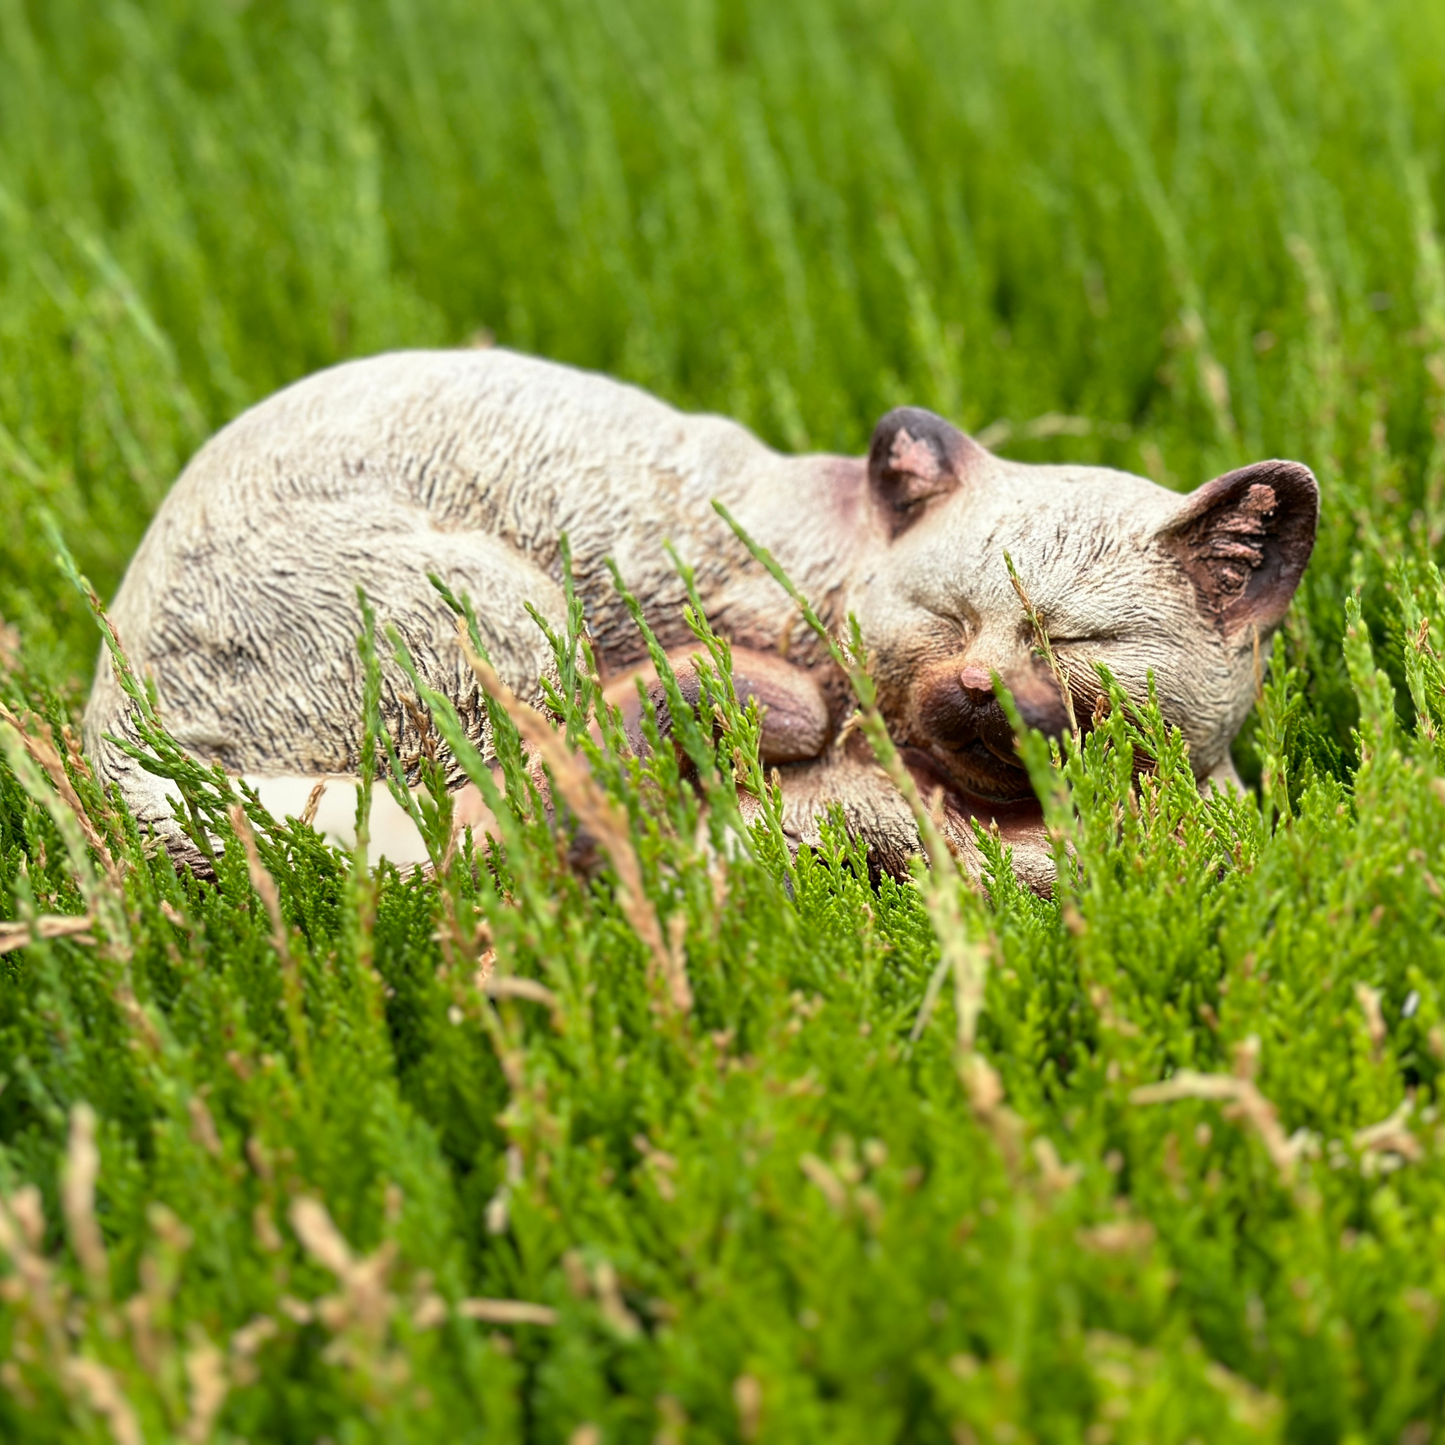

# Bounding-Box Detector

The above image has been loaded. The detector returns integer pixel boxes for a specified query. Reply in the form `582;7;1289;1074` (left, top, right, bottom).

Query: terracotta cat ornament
83;349;1318;887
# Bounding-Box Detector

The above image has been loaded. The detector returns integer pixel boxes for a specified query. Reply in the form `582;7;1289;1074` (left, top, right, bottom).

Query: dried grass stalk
1354;1099;1423;1162
64;1358;144;1445
459;626;691;1013
0;913;96;954
0;703;117;876
228;805;293;973
480;975;559;1007
456;1298;559;1326
61;1104;108;1294
1131;1069;1302;1184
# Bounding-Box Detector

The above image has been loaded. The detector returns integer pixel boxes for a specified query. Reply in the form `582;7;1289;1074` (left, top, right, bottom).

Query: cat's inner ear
1159;459;1319;634
867;407;981;535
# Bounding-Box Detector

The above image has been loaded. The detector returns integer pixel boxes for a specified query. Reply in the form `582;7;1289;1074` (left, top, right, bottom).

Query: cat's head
849;405;1318;815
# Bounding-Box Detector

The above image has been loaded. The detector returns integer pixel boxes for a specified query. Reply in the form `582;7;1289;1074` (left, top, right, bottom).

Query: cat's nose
959;665;996;695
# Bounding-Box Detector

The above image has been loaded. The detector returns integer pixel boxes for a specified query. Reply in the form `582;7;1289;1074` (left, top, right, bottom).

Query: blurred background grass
5;0;1445;774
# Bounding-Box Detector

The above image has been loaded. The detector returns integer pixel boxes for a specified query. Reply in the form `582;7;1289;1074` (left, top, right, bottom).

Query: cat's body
84;348;1318;885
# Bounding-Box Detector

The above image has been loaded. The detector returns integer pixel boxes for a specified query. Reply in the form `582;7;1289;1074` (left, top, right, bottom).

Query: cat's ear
867;407;982;535
1158;460;1319;634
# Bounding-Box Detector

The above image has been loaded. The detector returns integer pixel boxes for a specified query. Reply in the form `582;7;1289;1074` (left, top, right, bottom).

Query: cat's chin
899;746;1041;819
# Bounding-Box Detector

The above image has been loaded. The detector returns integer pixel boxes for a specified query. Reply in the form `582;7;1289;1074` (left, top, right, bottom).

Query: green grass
5;0;1445;1439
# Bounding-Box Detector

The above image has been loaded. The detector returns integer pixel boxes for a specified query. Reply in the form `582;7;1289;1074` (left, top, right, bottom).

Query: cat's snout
916;663;1014;751
916;655;1074;754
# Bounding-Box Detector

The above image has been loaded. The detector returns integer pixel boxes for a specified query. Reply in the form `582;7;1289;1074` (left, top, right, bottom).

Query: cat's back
101;347;739;648
158;346;701;522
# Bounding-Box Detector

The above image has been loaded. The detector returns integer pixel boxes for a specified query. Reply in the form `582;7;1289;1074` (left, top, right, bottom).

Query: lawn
4;0;1445;1440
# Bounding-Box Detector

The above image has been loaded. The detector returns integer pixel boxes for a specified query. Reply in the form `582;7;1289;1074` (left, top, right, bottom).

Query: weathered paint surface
84;348;1318;884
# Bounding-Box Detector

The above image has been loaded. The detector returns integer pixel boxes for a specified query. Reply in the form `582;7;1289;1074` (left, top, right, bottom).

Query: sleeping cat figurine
83;348;1317;887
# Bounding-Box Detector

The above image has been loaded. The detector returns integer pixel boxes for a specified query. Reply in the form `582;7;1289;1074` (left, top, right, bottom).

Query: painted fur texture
83;348;1318;886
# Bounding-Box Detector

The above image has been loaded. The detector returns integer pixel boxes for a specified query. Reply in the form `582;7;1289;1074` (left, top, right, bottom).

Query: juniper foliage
3;1;1445;1440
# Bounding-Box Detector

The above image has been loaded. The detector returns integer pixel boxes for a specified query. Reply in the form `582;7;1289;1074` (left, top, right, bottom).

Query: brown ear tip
1251;461;1319;549
1183;458;1320;528
868;406;975;462
866;407;977;532
1256;458;1320;506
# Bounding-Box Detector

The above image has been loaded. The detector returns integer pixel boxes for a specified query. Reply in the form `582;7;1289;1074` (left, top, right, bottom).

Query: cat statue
83;348;1317;887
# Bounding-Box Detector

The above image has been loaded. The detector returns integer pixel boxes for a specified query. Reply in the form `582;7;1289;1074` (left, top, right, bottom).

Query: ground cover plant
5;0;1445;1439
